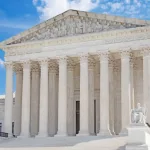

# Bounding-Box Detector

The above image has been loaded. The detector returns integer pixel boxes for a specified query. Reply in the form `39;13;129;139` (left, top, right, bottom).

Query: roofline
0;9;150;48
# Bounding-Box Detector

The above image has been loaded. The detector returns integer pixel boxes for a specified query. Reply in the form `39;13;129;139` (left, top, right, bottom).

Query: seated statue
131;103;147;124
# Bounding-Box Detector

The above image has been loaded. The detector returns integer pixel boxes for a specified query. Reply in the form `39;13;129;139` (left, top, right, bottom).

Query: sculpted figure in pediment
103;21;110;31
75;17;84;34
68;17;76;35
60;21;67;37
95;21;103;32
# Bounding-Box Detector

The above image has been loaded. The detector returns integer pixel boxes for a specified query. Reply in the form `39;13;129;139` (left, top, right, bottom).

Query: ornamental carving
9;15;143;45
79;54;89;63
49;62;58;73
4;61;14;68
4;27;150;57
31;63;40;72
120;50;132;59
38;59;49;66
88;57;96;69
57;56;68;64
98;51;109;62
14;64;23;73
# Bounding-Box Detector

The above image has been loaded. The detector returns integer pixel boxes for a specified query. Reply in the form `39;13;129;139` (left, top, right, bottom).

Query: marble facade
0;10;150;138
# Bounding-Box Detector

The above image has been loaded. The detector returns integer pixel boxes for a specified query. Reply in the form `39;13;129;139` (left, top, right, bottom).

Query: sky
0;0;150;94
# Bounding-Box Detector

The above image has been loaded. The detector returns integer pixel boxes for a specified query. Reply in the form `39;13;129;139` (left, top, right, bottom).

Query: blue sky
0;0;150;94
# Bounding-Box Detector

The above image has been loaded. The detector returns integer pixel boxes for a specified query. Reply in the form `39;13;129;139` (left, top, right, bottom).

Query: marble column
144;50;150;124
48;63;58;136
109;59;115;135
130;58;135;109
67;62;75;136
98;52;111;136
56;57;67;136
88;59;95;135
14;65;23;136
4;62;13;136
78;55;89;136
143;50;149;108
37;60;49;137
120;51;131;135
30;63;40;137
20;61;31;137
113;60;121;135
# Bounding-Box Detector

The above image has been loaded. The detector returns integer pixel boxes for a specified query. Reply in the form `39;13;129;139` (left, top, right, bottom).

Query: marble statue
131;103;147;124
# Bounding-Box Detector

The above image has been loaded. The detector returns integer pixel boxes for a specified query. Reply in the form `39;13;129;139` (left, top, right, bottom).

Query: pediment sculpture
131;103;147;125
10;15;143;45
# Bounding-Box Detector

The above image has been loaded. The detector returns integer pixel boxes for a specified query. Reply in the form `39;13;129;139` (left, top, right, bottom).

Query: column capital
57;56;68;64
130;56;134;67
120;51;132;59
68;62;75;71
97;51;109;62
14;64;23;74
49;62;58;73
4;61;14;68
113;60;120;72
21;60;31;69
141;48;150;57
88;57;95;69
31;63;40;72
38;58;49;66
79;53;89;63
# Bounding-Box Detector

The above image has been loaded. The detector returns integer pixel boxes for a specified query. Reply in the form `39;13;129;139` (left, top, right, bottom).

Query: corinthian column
14;64;23;136
37;59;49;137
48;62;58;136
67;62;75;136
120;51;131;135
4;62;13;136
30;63;40;137
143;49;150;124
20;61;31;137
88;59;95;135
109;59;115;135
98;52;111;136
56;57;67;136
78;54;89;136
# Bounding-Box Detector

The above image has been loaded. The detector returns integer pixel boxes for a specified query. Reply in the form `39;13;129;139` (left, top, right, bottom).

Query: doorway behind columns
75;100;97;135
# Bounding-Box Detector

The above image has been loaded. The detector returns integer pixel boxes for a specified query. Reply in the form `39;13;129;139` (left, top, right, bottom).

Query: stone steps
0;136;127;150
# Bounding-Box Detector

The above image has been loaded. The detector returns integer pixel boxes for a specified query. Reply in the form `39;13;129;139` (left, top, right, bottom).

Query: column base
110;130;116;135
18;133;31;138
77;130;90;136
55;131;68;137
36;133;49;138
97;129;112;136
35;134;49;138
119;128;128;136
55;134;68;137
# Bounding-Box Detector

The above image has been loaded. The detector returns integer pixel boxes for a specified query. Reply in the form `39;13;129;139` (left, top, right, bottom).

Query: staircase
0;136;128;150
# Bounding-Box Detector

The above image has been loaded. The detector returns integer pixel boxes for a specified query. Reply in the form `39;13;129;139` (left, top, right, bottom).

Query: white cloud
111;2;123;12
33;0;100;21
0;59;4;68
125;0;130;4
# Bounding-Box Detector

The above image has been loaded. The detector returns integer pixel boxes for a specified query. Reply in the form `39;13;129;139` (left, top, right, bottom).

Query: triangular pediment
1;9;150;46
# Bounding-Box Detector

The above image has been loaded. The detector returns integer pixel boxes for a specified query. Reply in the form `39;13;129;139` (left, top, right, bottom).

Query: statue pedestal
126;123;150;150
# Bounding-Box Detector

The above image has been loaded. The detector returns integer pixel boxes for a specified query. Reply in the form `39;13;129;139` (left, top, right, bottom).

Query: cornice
2;26;150;57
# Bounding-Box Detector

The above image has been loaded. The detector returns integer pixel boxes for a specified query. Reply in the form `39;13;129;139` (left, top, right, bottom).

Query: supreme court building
0;10;150;138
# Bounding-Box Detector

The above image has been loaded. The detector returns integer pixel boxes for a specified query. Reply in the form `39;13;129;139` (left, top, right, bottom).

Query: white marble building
0;10;150;138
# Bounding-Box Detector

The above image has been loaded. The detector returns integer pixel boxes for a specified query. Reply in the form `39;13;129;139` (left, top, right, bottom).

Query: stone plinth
126;124;150;150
